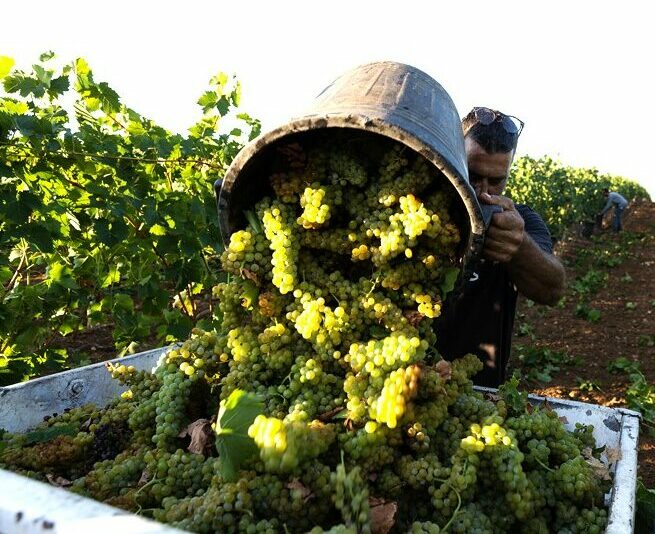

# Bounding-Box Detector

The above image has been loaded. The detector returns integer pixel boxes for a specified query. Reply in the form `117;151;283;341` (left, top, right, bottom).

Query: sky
2;0;654;197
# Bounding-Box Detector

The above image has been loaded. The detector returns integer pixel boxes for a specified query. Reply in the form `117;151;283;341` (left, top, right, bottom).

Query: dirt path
511;199;655;484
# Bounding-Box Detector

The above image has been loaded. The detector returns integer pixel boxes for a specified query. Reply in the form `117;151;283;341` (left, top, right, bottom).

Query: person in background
599;188;628;233
434;107;566;387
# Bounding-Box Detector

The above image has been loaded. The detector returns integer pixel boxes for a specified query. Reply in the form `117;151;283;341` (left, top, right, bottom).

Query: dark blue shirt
434;204;553;387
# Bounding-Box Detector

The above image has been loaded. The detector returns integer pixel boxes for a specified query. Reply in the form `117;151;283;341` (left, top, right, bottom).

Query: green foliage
574;303;602;323
514;344;576;383
0;53;261;384
576;378;602;393
636;479;655;534
516;321;535;339
608;357;655;432
574;232;643;273
607;356;640;375
571;269;608;298
507;156;650;239
638;335;655;348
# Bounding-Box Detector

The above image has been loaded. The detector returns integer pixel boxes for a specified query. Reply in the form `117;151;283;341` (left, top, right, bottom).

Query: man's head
602;188;610;197
462;107;523;197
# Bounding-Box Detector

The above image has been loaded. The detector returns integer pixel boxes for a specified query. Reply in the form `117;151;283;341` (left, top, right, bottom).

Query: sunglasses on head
472;107;524;137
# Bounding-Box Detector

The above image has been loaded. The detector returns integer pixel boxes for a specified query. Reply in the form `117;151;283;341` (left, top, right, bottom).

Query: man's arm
600;196;613;215
479;193;566;305
507;233;566;305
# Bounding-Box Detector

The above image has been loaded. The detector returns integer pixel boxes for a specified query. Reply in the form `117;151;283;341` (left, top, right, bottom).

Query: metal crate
0;347;641;533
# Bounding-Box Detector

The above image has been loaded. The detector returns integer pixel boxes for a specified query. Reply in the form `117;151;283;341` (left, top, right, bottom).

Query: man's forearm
507;233;566;305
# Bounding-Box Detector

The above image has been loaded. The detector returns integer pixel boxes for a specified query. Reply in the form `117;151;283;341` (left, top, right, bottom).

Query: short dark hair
462;109;518;154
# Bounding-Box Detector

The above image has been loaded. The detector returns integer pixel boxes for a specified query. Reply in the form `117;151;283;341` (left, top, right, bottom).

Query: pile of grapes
1;135;610;533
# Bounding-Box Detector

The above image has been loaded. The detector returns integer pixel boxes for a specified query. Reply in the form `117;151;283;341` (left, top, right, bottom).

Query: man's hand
479;192;525;263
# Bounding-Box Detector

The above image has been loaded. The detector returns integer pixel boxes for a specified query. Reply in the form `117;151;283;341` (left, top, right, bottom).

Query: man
599;188;628;233
435;107;566;387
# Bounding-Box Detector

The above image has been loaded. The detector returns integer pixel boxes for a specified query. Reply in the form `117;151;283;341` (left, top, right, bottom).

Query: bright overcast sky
3;0;654;197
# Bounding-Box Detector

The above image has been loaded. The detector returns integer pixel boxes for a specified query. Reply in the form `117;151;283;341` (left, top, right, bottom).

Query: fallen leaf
370;498;397;534
582;447;612;481
484;392;501;403
605;446;623;465
434;360;452;381
46;474;72;488
240;268;260;285
286;478;314;502
179;419;213;455
403;310;425;328
80;418;93;432
138;468;151;486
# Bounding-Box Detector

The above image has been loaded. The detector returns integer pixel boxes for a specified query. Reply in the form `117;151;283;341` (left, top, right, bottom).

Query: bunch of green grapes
248;415;336;473
220;229;271;279
258;199;299;295
297;183;343;229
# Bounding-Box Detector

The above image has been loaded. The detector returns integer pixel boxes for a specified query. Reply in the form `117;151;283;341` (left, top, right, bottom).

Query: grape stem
133;475;160;515
534;456;555;472
440;481;462;533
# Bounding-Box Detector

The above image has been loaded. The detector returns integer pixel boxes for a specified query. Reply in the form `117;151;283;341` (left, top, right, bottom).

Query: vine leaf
23;424;77;445
240;280;259;310
0;56;14;79
498;374;529;416
440;267;460;297
214;389;263;482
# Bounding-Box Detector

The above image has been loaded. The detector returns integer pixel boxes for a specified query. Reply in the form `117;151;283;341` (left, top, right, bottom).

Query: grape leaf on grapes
369;325;388;339
240;281;259;310
23;424;77;445
214;389;263;482
440;267;460;297
244;210;263;234
498;373;528;416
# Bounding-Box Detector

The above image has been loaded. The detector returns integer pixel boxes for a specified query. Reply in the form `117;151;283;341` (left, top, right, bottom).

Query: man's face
464;137;514;197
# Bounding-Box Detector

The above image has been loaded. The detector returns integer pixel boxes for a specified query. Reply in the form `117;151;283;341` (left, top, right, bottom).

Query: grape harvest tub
0;346;641;534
